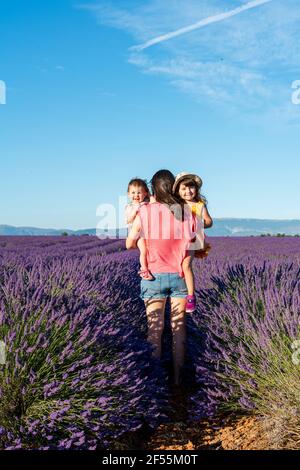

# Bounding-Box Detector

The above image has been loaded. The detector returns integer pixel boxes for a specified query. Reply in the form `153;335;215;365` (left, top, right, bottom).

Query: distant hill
208;219;300;236
1;220;299;237
0;225;127;237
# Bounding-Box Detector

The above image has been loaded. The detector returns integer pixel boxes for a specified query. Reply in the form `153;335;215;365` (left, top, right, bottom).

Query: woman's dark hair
174;177;207;205
150;169;185;220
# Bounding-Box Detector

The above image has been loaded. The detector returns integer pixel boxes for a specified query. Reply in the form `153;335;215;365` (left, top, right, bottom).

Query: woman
126;169;195;386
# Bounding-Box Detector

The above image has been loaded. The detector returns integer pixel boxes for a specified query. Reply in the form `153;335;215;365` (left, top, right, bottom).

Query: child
125;178;154;281
173;172;213;313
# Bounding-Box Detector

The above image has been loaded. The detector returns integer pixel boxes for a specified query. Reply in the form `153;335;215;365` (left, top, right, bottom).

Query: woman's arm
203;205;213;228
126;214;142;249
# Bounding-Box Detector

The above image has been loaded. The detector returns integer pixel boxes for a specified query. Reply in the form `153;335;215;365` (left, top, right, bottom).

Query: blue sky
0;0;299;229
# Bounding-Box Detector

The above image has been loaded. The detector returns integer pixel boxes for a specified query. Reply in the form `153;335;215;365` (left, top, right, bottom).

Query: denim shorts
140;273;188;300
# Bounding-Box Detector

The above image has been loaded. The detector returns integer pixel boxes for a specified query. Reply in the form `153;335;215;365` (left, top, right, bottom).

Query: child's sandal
138;269;154;281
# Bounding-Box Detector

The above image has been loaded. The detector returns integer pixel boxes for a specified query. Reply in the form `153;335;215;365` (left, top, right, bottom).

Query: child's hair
174;177;207;205
127;178;150;195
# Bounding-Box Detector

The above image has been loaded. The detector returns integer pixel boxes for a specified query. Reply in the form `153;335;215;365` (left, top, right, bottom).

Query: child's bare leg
137;238;154;280
182;252;196;313
182;254;194;296
137;237;147;270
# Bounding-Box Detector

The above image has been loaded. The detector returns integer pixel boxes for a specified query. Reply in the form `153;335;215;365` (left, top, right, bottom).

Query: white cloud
129;53;271;109
79;0;300;120
130;0;274;52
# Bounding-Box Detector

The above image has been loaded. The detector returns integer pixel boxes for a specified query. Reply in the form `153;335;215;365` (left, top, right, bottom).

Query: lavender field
0;236;299;449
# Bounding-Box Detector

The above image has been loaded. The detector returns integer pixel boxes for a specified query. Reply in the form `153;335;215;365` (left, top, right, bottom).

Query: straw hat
172;172;203;193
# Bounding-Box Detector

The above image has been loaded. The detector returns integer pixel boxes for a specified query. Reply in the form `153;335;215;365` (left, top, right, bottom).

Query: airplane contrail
130;0;274;52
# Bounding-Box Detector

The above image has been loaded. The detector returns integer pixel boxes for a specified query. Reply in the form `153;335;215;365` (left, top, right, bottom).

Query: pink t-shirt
139;202;194;277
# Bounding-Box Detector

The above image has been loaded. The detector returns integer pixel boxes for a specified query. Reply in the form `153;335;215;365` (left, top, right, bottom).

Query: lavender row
0;250;168;449
188;254;300;441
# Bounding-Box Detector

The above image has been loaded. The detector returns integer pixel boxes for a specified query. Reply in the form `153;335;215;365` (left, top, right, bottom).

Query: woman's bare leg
170;297;186;385
182;254;194;296
144;298;166;359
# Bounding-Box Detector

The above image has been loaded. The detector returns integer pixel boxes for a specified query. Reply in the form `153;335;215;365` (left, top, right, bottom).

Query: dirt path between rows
145;415;269;450
143;386;270;451
114;384;270;451
134;390;269;451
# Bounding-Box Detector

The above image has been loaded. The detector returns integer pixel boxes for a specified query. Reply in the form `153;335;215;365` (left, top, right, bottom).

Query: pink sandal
138;269;154;281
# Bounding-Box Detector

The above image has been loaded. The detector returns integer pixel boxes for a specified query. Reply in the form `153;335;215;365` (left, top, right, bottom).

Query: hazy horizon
1;216;300;233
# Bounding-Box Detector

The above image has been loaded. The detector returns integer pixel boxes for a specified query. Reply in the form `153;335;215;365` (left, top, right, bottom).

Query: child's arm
126;214;142;249
125;204;139;225
203;205;213;229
